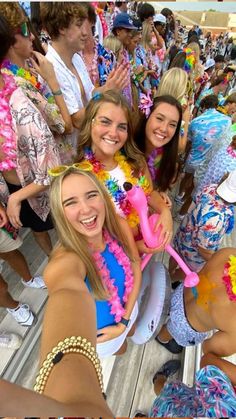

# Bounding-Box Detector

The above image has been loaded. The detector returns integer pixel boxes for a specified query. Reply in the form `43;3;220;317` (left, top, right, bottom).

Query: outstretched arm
0;255;113;416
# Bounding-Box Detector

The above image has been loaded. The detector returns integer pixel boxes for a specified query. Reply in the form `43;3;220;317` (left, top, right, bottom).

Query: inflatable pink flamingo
124;183;199;287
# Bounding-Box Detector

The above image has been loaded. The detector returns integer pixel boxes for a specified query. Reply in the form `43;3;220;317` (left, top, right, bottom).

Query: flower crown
222;255;236;301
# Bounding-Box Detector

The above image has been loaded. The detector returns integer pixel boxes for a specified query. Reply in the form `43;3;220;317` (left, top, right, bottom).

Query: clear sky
153;2;236;13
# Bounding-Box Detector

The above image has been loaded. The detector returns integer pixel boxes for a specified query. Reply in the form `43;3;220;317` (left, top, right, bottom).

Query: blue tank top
85;245;126;329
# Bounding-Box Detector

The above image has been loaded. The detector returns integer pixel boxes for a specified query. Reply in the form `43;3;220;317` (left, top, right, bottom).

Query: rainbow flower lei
0;73;17;171
222;255;236;301
92;230;134;322
183;48;196;74
1;60;54;104
1;59;41;90
84;148;151;228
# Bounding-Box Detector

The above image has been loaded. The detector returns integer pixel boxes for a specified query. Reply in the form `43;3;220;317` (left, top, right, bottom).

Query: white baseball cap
204;58;215;71
153;14;167;24
217;170;236;203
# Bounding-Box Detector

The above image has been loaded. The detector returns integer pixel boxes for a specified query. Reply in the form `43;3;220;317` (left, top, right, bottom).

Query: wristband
52;89;62;96
119;317;130;327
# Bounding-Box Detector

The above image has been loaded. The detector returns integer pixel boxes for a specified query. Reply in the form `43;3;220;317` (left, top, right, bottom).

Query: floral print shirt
0;87;61;221
12;76;73;164
150;365;236;417
174;185;234;272
186;109;232;169
81;40;115;87
196;144;236;195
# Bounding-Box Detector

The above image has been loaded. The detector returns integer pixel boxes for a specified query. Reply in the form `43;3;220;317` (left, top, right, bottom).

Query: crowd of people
0;1;236;416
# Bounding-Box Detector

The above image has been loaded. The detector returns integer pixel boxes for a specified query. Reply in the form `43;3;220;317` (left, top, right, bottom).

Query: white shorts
97;302;138;359
0;229;22;253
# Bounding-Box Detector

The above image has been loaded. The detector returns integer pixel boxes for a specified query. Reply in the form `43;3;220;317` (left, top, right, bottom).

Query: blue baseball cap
112;13;137;31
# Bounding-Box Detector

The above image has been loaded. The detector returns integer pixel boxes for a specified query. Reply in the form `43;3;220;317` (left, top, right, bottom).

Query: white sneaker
6;303;37;327
0;331;22;349
21;275;47;289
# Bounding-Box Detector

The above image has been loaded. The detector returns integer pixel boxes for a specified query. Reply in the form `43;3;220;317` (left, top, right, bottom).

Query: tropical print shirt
196;144;236;194
174;185;234;272
150;365;236;417
0;66;71;164
0;87;61;221
186;109;231;169
195;87;225;110
81;40;115;87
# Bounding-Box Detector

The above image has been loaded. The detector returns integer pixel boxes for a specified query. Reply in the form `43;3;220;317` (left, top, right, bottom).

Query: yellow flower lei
228;255;236;294
84;149;151;228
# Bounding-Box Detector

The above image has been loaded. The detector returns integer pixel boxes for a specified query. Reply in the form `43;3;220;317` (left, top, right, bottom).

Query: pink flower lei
0;73;17;171
227;145;236;158
92;230;134;322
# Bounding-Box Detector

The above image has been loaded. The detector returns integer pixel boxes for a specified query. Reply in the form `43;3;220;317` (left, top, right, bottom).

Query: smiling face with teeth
145;102;180;152
62;173;106;243
91;102;129;163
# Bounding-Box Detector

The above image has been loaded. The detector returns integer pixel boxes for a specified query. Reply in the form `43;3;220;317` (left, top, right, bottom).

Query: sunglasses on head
16;22;30;38
48;162;93;177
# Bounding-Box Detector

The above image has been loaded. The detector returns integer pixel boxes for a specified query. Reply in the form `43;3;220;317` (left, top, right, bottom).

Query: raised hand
29;51;56;83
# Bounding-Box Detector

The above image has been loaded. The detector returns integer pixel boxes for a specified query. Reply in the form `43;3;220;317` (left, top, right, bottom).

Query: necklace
146;147;164;182
84;148;151;228
92;230;134;322
217;105;229;116
81;40;99;86
0;73;17;171
1;59;41;91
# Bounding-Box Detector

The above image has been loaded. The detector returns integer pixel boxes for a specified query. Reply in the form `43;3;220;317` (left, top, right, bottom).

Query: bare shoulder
118;216;135;242
118;215;130;231
202;247;236;283
44;246;87;293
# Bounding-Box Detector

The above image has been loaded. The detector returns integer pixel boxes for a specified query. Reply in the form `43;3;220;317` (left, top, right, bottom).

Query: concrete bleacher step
0;259;48;379
0;229;57;379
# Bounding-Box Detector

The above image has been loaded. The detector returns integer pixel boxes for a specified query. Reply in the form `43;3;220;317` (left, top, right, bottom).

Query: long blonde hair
141;21;152;51
77;90;145;171
50;168;133;300
156;68;188;102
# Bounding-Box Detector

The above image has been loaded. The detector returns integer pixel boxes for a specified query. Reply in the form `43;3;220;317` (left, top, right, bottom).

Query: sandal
153;359;181;383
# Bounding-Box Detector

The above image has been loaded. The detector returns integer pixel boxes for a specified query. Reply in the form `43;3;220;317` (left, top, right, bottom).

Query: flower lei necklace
0;73;17;171
84;148;151;228
217;105;229;116
227;145;236;158
92;230;133;322
222;255;236;301
1;59;55;104
1;59;41;91
81;40;99;86
146;147;164;183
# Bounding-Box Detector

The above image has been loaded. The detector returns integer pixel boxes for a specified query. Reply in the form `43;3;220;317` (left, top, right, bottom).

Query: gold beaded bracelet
34;336;104;394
